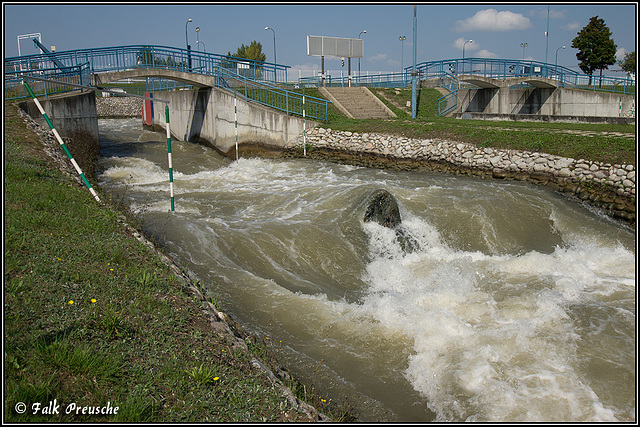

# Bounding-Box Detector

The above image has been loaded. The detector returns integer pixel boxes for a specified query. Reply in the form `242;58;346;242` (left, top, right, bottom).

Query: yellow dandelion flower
68;300;74;305
91;298;97;303
213;377;220;381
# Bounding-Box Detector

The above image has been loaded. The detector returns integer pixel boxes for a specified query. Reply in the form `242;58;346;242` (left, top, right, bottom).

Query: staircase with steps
319;86;397;119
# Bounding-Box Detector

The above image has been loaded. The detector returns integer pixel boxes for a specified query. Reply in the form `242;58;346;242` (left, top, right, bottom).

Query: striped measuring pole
165;106;175;212
22;80;101;203
303;95;306;157
234;94;239;161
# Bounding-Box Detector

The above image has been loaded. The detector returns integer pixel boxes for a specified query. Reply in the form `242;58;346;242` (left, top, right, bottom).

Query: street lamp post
197;40;206;52
265;27;276;64
399;35;406;72
520;42;528;60
195;26;200;51
358;29;366;78
462;39;473;74
462;39;473;60
555;45;566;76
186;19;192;70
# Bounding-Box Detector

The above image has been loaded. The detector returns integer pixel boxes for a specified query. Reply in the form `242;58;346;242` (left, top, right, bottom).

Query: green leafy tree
225;40;266;78
227;41;266;63
571;16;617;85
618;51;636;76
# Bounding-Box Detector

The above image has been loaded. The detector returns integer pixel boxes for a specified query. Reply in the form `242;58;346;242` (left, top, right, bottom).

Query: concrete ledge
452;112;636;125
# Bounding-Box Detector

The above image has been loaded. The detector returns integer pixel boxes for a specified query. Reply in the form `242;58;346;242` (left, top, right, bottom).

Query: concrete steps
319;87;397;119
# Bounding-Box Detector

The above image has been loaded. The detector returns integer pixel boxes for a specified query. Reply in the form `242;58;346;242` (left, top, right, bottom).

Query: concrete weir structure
144;87;316;156
453;75;636;119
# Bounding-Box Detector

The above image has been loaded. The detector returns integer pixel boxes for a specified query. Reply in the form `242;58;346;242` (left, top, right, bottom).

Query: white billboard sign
307;35;363;58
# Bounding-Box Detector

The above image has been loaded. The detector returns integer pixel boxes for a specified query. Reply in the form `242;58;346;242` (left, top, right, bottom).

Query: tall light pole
411;5;417;119
358;29;366;77
555;45;565;76
462;39;473;74
197;40;206;52
186;18;192;71
399;35;406;72
185;19;192;49
462;39;473;60
265;26;276;64
520;42;528;60
195;26;200;51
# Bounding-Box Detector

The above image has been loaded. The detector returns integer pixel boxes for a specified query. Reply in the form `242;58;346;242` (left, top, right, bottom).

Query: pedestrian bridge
457;75;559;89
92;68;217;88
4;44;331;121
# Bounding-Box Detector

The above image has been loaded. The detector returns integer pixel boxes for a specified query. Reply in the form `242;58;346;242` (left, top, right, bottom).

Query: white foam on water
357;213;634;422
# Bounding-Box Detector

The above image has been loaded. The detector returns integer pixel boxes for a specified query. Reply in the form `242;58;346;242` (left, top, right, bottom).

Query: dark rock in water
364;189;419;253
363;189;402;229
396;227;419;254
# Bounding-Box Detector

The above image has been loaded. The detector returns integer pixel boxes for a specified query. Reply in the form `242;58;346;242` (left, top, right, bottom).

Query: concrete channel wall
458;86;636;118
18;90;100;178
146;87;317;156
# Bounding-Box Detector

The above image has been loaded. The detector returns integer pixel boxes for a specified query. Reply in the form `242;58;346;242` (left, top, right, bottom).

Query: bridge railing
215;67;330;121
4;44;290;85
295;58;634;96
414;58;635;94
4;62;91;100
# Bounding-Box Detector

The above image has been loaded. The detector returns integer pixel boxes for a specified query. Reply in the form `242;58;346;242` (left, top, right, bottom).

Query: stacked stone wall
96;96;143;118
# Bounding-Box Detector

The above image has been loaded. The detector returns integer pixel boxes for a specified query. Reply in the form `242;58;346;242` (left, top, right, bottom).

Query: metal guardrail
4;44;290;84
4;62;91;100
215;67;329;121
4;44;331;120
415;58;635;95
298;58;635;95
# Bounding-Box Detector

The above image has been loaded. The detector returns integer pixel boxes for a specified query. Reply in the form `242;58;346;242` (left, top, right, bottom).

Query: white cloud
616;48;628;62
562;21;581;31
453;9;532;32
476;49;499;59
368;53;399;67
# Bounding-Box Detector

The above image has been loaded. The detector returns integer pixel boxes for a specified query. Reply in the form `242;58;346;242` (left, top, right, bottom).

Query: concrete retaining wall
148;87;316;156
459;86;636;118
19;90;100;179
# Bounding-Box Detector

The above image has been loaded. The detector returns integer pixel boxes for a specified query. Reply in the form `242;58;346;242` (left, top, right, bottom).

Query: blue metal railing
414;58;635;95
296;58;634;96
215;66;329;121
4;45;290;84
4;62;91;100
4;44;330;121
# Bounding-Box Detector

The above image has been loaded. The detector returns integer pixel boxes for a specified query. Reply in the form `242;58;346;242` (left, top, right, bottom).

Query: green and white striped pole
22;80;101;203
234;93;239;161
165;105;175;212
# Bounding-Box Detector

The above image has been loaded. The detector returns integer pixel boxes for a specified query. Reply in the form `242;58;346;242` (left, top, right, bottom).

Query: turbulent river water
96;118;636;422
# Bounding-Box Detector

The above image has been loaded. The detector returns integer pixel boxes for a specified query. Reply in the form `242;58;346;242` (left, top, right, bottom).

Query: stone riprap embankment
287;127;636;222
96;96;143;118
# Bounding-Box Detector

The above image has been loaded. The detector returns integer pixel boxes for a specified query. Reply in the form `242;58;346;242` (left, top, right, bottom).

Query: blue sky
3;3;637;77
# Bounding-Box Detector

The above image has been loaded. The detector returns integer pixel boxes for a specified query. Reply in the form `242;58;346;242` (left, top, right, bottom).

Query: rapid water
97;118;636;422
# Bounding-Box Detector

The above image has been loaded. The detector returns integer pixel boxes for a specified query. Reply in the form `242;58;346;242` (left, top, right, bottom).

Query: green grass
310;86;635;166
4;102;356;422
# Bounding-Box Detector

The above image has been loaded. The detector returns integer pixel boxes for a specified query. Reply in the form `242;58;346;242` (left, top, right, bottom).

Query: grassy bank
3;103;353;422
301;86;635;167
